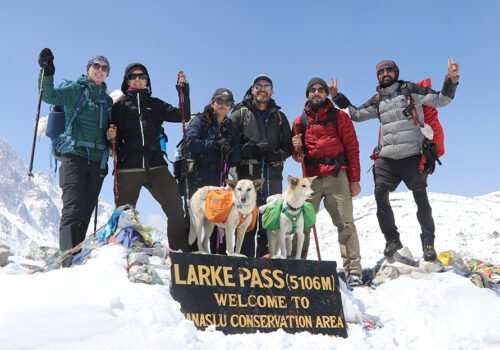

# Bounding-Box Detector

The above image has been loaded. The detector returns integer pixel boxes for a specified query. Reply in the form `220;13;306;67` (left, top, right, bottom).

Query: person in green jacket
38;48;113;263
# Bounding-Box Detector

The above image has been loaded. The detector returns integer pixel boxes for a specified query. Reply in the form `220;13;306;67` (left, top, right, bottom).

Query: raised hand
177;71;187;86
38;48;55;76
329;78;338;98
447;58;459;82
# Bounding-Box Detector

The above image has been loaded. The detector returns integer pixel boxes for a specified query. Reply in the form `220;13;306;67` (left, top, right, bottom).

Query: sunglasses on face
309;87;326;94
128;73;148;80
214;97;234;107
253;83;273;91
91;62;109;73
377;67;395;76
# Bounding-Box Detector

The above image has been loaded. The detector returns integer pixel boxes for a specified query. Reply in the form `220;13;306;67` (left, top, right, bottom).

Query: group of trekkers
36;48;460;286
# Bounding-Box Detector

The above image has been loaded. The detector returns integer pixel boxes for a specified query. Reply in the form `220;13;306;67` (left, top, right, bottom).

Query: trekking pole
93;197;99;232
110;124;118;203
294;124;321;261
28;68;45;178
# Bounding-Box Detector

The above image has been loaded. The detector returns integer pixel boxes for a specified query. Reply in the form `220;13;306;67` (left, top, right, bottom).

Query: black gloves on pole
38;48;55;76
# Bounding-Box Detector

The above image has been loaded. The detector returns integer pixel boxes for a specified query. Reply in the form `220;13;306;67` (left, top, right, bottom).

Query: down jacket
292;100;360;182
334;79;458;160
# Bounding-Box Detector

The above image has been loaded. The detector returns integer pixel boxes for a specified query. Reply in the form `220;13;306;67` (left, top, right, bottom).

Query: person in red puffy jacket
291;77;363;287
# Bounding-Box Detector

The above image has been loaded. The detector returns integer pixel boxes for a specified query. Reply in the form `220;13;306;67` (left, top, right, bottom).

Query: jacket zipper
137;92;145;169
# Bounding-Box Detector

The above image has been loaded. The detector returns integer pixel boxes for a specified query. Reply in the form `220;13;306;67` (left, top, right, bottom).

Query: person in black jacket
186;88;240;254
231;75;292;257
111;63;190;251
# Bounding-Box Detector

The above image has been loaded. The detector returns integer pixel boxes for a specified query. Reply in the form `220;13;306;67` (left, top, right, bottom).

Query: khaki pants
292;170;362;275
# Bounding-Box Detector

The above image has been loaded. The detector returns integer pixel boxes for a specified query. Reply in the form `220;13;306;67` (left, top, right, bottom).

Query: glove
265;150;282;163
228;167;238;180
38;48;55;76
420;140;439;175
252;140;272;156
215;138;231;155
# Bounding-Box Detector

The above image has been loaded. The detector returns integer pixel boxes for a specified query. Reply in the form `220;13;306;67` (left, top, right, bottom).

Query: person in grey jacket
331;58;460;261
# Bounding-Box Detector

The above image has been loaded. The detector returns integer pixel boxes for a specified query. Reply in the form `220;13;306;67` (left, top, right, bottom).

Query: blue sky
1;0;499;229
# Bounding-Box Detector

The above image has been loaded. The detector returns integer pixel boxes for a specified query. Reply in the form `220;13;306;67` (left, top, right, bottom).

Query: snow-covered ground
0;191;499;350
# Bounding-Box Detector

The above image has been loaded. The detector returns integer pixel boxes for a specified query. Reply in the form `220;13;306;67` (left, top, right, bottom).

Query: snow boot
422;244;437;261
346;273;363;287
384;240;403;258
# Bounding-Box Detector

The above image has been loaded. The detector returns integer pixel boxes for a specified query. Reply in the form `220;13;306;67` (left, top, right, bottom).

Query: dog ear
287;175;298;187
253;178;265;191
307;176;318;184
226;179;237;189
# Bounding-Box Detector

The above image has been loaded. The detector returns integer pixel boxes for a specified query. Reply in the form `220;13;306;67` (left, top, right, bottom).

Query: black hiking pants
237;163;283;257
59;155;106;251
115;166;188;251
374;155;435;246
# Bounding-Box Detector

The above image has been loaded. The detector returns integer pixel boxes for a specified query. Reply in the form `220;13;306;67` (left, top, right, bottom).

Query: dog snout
241;195;248;203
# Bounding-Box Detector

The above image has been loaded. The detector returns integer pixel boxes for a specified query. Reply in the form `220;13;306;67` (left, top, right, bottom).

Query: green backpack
262;199;316;234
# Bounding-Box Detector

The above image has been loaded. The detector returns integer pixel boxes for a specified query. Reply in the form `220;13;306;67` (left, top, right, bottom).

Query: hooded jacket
112;63;190;170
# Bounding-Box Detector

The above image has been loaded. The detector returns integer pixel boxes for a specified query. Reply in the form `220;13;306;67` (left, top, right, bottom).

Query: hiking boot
383;240;403;258
423;244;437;261
346;273;363;287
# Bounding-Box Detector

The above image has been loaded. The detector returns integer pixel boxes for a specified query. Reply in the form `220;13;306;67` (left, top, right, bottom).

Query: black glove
422;140;440;175
38;48;55;76
215;138;231;155
254;140;272;155
265;150;282;163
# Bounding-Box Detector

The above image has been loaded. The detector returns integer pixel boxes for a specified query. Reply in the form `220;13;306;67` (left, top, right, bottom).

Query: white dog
259;175;316;259
188;178;264;255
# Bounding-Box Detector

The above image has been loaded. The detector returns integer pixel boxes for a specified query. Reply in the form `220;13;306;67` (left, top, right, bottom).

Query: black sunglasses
91;62;109;73
377;67;395;76
128;73;148;80
214;97;234;107
309;87;326;94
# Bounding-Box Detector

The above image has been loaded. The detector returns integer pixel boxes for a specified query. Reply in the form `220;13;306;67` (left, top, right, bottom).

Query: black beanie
306;77;328;97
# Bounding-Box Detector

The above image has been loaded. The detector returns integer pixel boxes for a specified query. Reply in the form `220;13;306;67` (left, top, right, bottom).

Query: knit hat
376;60;399;80
306;77;328;97
253;74;273;86
211;88;234;102
86;55;110;74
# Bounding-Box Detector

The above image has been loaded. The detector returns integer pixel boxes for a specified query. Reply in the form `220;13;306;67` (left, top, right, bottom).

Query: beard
378;76;396;88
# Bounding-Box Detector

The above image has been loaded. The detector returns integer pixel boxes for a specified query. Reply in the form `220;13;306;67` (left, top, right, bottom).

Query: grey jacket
334;79;458;160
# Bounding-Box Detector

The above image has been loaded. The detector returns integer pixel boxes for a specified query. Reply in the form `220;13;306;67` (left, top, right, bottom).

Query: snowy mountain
313;191;500;266
0;137;113;255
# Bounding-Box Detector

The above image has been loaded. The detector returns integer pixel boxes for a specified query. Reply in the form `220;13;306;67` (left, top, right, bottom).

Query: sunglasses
377;67;395;76
91;62;109;73
214;97;234;107
127;73;148;80
309;87;326;94
253;83;273;91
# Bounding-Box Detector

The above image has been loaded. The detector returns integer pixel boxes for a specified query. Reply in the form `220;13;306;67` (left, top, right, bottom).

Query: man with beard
231;74;292;257
331;59;460;261
291;77;362;286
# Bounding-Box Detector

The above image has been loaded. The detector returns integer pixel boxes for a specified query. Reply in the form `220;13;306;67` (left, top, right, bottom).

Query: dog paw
228;253;247;258
271;255;286;259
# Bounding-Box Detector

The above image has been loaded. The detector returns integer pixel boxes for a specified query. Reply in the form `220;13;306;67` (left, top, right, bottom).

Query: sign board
170;252;347;337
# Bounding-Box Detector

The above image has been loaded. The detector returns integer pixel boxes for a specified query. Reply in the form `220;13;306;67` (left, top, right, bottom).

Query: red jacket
292;100;360;182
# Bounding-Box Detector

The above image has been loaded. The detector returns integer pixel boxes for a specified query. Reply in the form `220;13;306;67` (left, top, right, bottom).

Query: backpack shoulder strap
65;83;90;135
326;107;338;133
